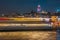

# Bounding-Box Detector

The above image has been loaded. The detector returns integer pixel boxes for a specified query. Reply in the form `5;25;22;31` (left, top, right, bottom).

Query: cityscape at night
0;0;60;13
0;0;60;40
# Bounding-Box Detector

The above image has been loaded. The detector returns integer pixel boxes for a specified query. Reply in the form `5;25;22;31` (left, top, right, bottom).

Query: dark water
57;29;60;40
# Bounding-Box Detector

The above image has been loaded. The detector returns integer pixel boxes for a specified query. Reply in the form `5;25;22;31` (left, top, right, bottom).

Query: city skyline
0;0;60;14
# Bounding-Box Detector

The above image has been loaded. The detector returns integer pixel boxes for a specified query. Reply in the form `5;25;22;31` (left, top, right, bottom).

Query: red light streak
0;18;9;20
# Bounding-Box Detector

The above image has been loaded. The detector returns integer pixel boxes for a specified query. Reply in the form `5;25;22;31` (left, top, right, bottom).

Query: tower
37;5;41;13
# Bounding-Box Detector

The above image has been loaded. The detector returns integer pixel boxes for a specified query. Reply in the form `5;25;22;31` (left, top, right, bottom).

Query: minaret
37;5;41;13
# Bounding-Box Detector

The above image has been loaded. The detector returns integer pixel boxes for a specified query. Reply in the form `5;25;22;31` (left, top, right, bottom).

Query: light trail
0;23;51;27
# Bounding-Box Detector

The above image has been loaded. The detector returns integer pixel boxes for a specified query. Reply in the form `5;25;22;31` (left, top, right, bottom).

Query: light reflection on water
0;31;56;40
0;26;60;40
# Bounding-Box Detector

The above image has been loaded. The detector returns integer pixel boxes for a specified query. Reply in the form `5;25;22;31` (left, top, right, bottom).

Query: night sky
0;0;60;14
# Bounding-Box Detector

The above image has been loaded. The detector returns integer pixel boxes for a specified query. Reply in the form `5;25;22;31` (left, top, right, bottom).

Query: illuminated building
37;5;41;13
